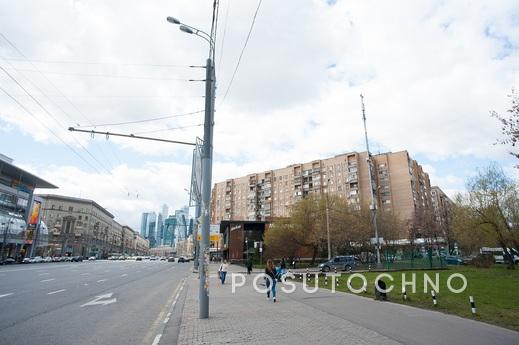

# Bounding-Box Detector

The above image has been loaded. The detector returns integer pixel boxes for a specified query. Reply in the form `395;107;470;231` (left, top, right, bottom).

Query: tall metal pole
325;179;331;260
199;57;215;319
360;94;381;266
193;202;201;271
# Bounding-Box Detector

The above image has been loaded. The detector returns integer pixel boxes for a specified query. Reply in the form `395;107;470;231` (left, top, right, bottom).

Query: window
68;206;73;212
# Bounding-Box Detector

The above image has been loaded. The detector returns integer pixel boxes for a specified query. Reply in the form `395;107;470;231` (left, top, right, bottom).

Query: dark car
167;257;175;262
319;255;357;272
72;256;83;262
178;257;186;263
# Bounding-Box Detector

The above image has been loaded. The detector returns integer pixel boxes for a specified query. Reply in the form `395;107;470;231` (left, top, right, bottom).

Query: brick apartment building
211;150;450;240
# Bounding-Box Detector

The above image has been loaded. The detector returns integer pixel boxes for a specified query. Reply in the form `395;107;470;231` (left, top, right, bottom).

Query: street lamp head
179;25;194;34
167;16;181;25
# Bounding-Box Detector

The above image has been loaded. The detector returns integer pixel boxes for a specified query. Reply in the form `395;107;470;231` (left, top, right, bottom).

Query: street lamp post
167;15;215;320
325;179;331;260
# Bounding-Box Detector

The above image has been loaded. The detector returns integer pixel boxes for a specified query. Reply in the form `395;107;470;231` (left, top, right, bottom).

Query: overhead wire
0;33;127;170
74;109;205;128
217;0;231;73
131;123;203;135
1;57;193;68
220;0;262;105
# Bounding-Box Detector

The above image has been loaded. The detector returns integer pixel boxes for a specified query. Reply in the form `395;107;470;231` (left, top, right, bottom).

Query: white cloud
1;0;519;218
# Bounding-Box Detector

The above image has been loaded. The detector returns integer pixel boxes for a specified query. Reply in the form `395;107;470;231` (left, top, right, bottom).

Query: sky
0;0;518;231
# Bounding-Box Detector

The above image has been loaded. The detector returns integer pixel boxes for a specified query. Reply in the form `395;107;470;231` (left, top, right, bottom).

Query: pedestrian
265;259;277;302
246;258;253;275
219;259;229;284
280;257;287;275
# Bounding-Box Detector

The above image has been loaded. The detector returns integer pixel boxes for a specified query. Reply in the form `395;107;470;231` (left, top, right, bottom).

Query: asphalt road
0;260;191;345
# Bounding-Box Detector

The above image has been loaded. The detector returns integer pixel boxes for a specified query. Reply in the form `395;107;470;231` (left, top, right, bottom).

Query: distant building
163;216;176;247
37;194;149;258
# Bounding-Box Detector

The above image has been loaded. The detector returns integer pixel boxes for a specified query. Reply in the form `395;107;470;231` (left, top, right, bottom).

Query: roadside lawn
297;265;519;331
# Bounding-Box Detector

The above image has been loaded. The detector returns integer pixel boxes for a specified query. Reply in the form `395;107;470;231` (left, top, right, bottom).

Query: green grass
295;266;519;331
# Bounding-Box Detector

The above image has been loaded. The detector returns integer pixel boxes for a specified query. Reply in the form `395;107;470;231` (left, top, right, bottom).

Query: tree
492;89;519;165
263;218;300;260
453;164;519;268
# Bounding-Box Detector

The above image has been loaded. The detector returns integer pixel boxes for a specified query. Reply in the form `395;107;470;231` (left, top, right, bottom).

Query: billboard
28;200;41;226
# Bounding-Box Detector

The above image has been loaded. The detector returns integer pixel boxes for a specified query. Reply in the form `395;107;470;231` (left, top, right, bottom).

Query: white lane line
80;273;89;276
40;279;55;283
48;289;66;295
84;283;89;286
96;279;107;283
152;334;162;345
121;273;128;277
0;293;13;298
38;273;50;276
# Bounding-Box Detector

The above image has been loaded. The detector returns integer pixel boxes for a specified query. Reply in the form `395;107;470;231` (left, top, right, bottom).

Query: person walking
246;258;253;275
280;257;287;275
265;259;277;302
219;259;229;284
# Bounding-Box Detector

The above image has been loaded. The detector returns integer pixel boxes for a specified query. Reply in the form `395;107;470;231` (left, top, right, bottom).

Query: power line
2;57;192;68
0;64;114;175
131;123;203;135
220;0;262;104
217;0;231;72
75;110;205;128
0;33;124;169
9;67;194;81
0;85;102;174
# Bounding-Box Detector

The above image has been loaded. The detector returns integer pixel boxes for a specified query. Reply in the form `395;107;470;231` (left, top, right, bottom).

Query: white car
88;256;96;261
32;256;44;263
43;256;52;263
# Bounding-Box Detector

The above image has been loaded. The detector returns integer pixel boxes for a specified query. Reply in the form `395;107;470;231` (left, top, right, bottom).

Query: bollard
334;267;337;274
336;277;339;288
469;296;476;314
431;290;437;306
325;275;328;286
402;288;407;301
368;264;371;271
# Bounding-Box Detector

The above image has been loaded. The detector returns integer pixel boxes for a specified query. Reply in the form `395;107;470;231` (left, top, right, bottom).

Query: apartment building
431;186;453;243
38;194;149;258
211;150;436;239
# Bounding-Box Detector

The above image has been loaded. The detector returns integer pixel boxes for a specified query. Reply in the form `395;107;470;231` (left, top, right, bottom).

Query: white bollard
402;288;407;301
431;290;437;306
469;296;476;314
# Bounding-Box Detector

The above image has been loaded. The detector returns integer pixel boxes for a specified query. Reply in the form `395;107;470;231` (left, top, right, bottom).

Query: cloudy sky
0;0;518;231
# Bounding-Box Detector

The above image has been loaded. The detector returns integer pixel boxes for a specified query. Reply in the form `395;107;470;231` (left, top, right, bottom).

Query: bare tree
492;89;519;165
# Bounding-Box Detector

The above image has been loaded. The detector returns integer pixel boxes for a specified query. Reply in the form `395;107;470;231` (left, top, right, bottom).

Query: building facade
38;194;149;258
0;154;57;260
211;150;436;239
431;186;453;246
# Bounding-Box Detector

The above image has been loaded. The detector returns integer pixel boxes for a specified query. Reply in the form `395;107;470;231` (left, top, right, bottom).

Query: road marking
80;293;116;307
96;279;107;283
0;293;13;298
80;273;89;276
40;279;55;283
152;334;162;345
48;289;66;295
121;273;128;277
84;283;89;286
38;273;50;276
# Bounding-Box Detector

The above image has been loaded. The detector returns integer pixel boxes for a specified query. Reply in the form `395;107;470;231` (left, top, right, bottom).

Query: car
43;256;53;263
88;256;96;261
445;256;465;265
150;256;158;261
319;256;357;272
177;257;186;263
0;257;16;265
22;257;32;264
160;257;167;261
72;256;83;262
118;256;126;260
52;256;62;262
167;257;175;262
136;256;143;261
31;256;44;263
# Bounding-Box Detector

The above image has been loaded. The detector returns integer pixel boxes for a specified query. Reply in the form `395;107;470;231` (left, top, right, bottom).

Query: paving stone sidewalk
172;264;401;345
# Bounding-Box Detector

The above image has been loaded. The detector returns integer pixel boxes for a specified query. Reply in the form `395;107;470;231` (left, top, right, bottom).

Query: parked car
52;256;62;262
88;256;96;261
167;257;175;262
43;257;53;263
177;257;186;263
30;256;44;263
22;257;32;264
72;256;83;262
445;256;465;265
136;256;143;261
0;257;16;265
319;256;357;272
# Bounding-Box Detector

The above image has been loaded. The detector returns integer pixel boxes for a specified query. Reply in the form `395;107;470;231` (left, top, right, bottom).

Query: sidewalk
170;264;519;345
173;264;400;345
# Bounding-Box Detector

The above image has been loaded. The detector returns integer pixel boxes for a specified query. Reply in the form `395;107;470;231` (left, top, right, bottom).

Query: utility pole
199;56;215;319
360;94;381;266
326;178;331;260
